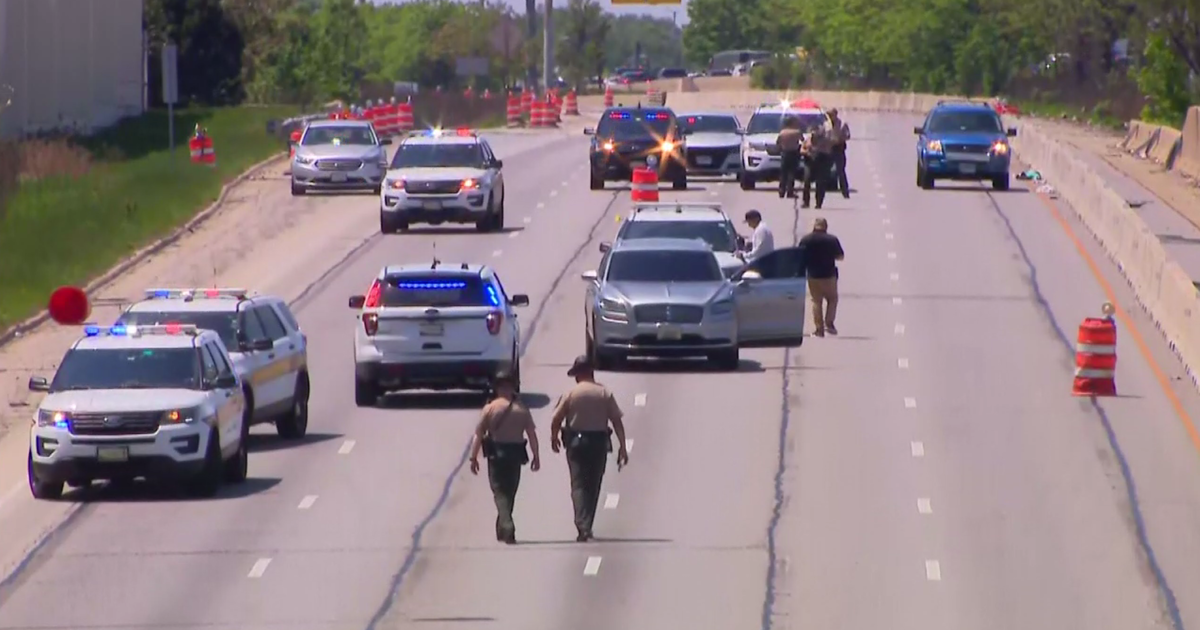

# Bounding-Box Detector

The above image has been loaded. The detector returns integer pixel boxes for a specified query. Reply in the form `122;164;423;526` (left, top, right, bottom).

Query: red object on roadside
48;286;90;325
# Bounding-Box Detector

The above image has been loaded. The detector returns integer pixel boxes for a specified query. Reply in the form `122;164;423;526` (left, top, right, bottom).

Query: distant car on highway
914;100;1017;190
585;106;689;190
378;128;506;233
676;112;743;178
601;201;744;277
290;119;391;196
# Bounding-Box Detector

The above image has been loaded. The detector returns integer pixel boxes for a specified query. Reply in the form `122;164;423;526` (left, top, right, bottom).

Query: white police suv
348;260;530;406
739;102;830;190
115;288;310;440
27;324;248;499
379;128;506;233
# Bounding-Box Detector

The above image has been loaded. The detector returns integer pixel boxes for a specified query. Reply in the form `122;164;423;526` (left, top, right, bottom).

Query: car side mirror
581;270;598;281
242;338;273;352
598;242;611;253
28;376;49;392
583;127;595;135
1007;127;1018;137
213;373;238;389
348;295;366;308
494;159;504;169
380;137;392;145
509;294;530;307
913;126;924;135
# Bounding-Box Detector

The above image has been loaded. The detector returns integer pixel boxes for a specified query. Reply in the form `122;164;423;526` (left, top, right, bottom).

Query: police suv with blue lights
27;324;248;499
115;288;310;440
379;128;506;234
348;261;530;406
914;100;1017;190
585;106;689;190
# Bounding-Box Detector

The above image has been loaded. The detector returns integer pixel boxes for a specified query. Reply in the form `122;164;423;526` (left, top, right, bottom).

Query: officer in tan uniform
550;356;630;542
469;371;540;545
775;116;804;199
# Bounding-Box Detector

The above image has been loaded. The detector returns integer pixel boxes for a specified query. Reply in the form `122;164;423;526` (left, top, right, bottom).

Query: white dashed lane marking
925;560;942;581
537;202;545;209
523;216;532;224
898;358;909;369
917;498;932;514
904;397;917;409
894;323;906;335
337;440;356;455
247;558;272;579
882;218;891;225
880;204;888;211
550;190;559;197
584;556;603;576
492;249;502;257
888;252;897;259
885;233;894;240
890;273;899;281
634;393;646;407
911;441;925;457
892;297;903;305
509;231;519;239
604;493;620;509
297;495;318;510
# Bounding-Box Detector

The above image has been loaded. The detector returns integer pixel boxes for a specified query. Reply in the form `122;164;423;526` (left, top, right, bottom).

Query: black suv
585;106;690;191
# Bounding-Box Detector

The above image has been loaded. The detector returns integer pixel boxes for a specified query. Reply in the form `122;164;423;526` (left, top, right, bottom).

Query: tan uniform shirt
554;381;623;431
776;128;803;153
829;119;850;145
480;396;535;443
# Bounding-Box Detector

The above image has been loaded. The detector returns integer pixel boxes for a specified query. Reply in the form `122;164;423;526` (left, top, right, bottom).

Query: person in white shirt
738;210;775;263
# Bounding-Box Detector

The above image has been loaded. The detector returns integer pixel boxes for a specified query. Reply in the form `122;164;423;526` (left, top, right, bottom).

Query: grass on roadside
1014;99;1126;131
0;105;298;331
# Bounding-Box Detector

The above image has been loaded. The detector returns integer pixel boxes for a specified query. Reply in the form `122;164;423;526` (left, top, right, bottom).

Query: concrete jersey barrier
1114;105;1199;179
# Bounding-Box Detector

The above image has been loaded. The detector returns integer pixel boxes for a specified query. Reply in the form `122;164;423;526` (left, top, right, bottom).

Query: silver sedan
290;120;391;196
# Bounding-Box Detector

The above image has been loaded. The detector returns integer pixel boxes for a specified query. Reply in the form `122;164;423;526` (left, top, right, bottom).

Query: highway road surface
3;112;1200;630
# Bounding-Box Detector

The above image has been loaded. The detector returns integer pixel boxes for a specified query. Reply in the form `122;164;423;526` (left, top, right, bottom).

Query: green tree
311;0;368;100
557;0;611;88
1135;32;1193;126
145;0;245;105
682;0;767;67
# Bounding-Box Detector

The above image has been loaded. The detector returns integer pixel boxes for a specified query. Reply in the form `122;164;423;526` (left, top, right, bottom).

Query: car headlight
294;155;314;165
602;141;614;152
386;178;405;191
709;298;735;315
36;409;68;428
991;141;1009;155
162;408;201;425
599;297;627;313
925;140;943;153
661;140;675;152
461;178;481;190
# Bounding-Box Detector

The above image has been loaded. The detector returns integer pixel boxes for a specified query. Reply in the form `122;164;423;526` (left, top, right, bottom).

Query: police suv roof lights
82;323;200;338
143;288;250;302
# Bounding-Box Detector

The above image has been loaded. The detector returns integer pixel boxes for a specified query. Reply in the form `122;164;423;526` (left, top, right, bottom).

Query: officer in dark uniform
469;371;540;544
550;355;630;542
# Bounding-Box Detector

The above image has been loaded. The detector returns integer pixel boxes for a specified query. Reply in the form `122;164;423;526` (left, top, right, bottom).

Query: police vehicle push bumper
292;156;386;192
380;178;492;227
591;305;737;358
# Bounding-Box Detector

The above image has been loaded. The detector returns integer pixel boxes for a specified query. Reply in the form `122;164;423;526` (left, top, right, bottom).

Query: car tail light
364;280;383;308
486;310;502;335
362;313;379;336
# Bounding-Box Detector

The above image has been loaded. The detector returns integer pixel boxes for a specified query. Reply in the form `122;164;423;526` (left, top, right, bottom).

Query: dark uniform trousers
832;144;849;196
778;150;801;198
487;457;523;539
803;152;833;207
566;437;609;535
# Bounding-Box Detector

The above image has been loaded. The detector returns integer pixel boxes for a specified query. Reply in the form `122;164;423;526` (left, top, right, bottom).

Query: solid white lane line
904;397;917;409
925;560;942;581
523;216;532;224
604;493;620;509
887;252;897;259
917;497;932;514
247;558;272;578
297;495;318;510
890;272;900;281
898;358;909;369
894;323;906;335
634;393;646;407
885;233;894;240
911;441;925;457
584;556;603;575
338;440;356;455
892;297;903;305
625;439;634;453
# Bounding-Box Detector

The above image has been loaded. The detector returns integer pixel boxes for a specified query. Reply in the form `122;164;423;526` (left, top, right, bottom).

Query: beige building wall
0;0;145;139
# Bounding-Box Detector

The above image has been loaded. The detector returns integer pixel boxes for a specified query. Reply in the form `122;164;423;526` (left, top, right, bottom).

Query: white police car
27;324;248;499
379;128;506;233
739;102;830;190
348;260;530;406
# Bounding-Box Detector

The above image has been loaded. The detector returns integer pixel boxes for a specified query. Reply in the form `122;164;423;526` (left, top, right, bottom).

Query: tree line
683;0;1199;126
144;0;681;109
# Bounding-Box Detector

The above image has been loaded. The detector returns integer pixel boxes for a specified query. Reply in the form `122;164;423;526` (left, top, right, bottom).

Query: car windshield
50;348;201;392
678;115;739;134
302;125;377;146
607;250;722;282
927;110;1003;133
116;311;239;350
621;221;737;252
746;112;826;134
391;143;484;169
596;112;675;140
380;275;500;307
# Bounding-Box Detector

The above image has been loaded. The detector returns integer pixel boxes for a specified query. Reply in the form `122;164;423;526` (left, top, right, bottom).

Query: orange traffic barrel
564;90;579;115
396;98;414;132
506;94;521;127
603;86;614;107
520;91;534;121
1072;315;1117;396
631;168;659;202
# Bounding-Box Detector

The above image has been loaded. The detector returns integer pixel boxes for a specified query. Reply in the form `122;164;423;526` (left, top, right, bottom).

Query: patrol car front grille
634;304;704;324
405;180;463;194
688;147;733;167
315;159;363;171
943;143;990;154
70;412;161;436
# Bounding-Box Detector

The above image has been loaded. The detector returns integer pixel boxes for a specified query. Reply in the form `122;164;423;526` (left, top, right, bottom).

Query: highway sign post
162;43;179;153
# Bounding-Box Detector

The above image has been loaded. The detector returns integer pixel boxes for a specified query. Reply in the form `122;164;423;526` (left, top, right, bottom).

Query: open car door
733;247;807;346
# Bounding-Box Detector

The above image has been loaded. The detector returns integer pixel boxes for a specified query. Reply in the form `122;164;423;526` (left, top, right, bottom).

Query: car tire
27;452;63;500
380;213;397;234
512;357;522;393
372;185;382;196
187;430;224;498
740;173;755;190
276;375;310;440
916;166;924;187
355;377;379;408
224;408;250;483
992;174;1010;191
919;169;935;190
711;348;740;371
589;173;604;190
291;182;306;196
673;175;688;190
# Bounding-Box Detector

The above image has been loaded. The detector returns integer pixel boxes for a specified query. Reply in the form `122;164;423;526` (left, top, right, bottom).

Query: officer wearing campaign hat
469;370;541;544
550;355;630;542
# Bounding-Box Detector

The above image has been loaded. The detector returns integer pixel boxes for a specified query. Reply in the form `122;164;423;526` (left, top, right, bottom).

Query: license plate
422;201;443;210
958;163;976;174
419;322;444;336
330;172;348;182
696;155;713;166
656;325;682;341
96;446;129;463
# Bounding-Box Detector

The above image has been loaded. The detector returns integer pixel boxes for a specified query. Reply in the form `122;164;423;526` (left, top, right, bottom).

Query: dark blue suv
914;101;1017;191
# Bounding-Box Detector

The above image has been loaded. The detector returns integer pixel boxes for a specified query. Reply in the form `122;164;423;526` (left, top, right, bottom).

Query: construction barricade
631;168;659;201
189;125;216;166
564;90;579;115
506;94;522;127
1072;303;1117;396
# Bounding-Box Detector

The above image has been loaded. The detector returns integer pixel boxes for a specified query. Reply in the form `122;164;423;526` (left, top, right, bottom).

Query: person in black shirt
797;217;844;337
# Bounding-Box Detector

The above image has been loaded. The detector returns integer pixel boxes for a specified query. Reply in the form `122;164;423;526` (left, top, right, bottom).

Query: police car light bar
634;202;724;212
144;288;248;300
83;324;200;337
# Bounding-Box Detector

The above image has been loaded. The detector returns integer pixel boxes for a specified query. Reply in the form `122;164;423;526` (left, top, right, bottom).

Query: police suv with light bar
348;261;530;405
115;288;311;441
585;106;689;190
27;324;249;499
379;128;506;234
